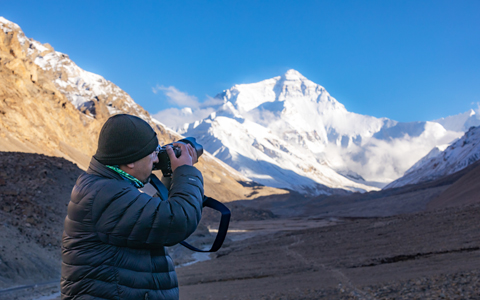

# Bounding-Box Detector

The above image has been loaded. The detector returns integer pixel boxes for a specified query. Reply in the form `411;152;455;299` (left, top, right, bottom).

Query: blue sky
2;1;480;123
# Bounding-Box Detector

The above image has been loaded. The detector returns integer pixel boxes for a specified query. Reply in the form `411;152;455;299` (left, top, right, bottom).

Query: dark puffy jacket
61;158;204;299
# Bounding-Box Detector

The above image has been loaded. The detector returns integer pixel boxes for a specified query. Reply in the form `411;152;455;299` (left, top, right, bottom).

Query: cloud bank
152;85;200;108
152;85;223;130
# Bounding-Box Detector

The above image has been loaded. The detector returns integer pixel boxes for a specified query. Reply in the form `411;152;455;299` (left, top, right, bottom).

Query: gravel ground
4;205;480;300
177;204;480;299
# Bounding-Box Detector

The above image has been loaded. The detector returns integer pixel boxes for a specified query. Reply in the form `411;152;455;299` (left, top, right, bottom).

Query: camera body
153;137;203;177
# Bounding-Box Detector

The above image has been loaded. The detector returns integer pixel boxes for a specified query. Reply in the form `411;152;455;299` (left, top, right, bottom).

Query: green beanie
94;114;158;165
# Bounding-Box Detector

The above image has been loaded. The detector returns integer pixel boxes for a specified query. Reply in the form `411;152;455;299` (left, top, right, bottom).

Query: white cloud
331;125;461;183
201;95;224;107
474;102;480;114
152;85;226;131
153;107;216;130
152;85;200;108
244;108;281;127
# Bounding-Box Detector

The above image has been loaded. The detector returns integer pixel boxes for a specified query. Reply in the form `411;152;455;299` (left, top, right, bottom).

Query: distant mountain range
434;109;480;132
178;70;478;194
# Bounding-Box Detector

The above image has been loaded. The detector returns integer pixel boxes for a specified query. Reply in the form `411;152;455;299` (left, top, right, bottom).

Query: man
61;114;204;299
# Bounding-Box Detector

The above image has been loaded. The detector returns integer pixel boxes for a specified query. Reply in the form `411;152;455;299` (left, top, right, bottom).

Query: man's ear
120;163;135;171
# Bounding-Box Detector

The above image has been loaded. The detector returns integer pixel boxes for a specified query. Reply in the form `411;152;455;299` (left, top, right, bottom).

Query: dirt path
0;281;60;300
215;217;340;242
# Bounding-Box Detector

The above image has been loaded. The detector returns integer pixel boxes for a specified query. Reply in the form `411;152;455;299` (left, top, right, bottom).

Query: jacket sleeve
93;165;204;248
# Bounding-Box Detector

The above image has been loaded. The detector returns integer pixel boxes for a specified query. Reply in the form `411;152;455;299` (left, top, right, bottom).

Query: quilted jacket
61;157;204;299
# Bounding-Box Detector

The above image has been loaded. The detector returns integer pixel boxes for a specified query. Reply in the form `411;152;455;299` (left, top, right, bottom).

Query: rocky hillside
0;17;285;201
0;17;99;169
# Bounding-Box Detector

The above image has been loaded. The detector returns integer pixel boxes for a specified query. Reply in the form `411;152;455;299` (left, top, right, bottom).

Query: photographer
61;114;204;300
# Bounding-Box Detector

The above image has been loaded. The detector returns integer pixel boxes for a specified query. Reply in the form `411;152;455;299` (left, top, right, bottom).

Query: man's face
128;148;159;183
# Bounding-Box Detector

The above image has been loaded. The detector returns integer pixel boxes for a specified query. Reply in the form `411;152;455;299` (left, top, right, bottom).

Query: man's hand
188;143;198;164
167;142;197;172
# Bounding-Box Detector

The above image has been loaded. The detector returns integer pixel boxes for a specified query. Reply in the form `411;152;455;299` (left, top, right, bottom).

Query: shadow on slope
0;152;82;288
229;152;357;196
427;160;480;210
229;160;480;219
301;160;480;217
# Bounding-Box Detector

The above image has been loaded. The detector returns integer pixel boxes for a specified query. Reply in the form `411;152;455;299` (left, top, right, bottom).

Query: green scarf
106;165;145;188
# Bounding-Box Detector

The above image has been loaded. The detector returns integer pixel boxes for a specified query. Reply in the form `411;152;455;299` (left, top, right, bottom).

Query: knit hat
94;114;159;165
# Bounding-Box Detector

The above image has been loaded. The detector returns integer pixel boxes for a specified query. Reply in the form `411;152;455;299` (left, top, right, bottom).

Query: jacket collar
87;157;124;181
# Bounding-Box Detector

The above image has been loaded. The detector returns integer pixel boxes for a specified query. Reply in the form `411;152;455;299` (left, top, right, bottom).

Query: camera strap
149;174;231;253
180;196;231;252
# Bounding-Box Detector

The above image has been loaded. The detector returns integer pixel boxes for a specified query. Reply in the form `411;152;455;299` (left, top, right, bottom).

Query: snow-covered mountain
433;109;480;132
385;126;480;189
178;70;462;194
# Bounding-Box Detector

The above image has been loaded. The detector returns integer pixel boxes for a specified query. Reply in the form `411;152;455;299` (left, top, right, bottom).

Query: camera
153;137;203;177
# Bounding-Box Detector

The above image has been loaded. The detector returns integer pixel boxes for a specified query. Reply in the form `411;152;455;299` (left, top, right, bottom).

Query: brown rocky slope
0;20;99;169
427;160;480;210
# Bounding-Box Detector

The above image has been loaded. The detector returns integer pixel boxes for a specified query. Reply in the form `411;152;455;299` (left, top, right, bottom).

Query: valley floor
177;203;480;299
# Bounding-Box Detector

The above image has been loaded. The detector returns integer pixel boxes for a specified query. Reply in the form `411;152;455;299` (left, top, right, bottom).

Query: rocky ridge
0;17;99;169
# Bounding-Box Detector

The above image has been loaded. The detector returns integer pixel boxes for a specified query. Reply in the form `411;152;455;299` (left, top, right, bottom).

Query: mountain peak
283;69;305;80
0;16;12;25
0;17;19;30
1;17;17;33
